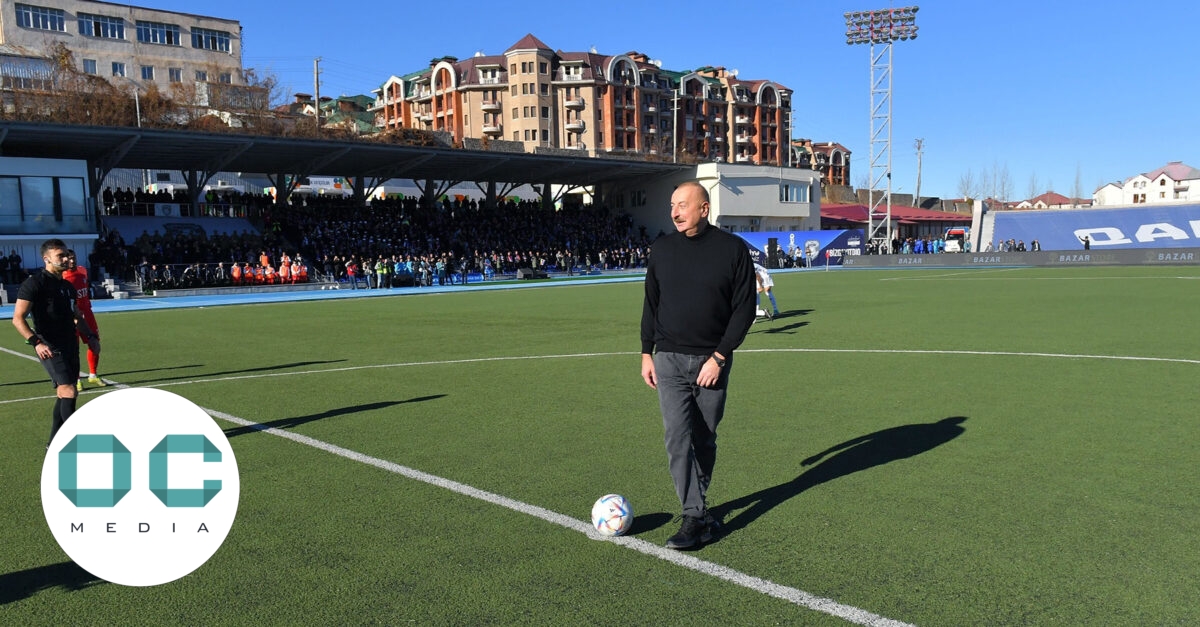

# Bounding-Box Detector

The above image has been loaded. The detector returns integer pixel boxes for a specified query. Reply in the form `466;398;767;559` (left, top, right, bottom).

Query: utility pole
914;137;924;207
313;57;322;130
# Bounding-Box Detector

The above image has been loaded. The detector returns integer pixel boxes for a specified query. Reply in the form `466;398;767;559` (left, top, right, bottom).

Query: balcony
565;97;585;109
418;112;433;122
735;135;751;143
647;127;658;134
646;105;657;114
481;100;501;113
735;115;750;124
482;124;502;135
480;77;501;85
565;120;586;132
713;115;723;123
736;155;751;163
714;135;725;142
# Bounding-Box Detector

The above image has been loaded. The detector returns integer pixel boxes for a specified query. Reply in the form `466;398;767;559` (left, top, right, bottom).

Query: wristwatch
712;353;727;368
27;335;42;347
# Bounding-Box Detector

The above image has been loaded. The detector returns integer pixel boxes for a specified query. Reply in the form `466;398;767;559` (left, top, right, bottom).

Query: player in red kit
64;251;105;389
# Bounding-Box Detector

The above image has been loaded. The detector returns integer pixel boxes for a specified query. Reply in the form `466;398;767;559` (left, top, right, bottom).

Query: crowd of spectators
278;195;650;285
89;193;650;290
101;186;278;215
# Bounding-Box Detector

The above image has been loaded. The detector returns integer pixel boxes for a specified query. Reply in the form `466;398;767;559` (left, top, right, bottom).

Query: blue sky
150;0;1198;201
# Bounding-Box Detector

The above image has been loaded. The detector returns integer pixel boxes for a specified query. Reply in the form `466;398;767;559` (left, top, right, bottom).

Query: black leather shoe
666;515;713;550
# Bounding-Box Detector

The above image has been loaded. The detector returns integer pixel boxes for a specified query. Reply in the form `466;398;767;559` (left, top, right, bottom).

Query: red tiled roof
505;34;553;53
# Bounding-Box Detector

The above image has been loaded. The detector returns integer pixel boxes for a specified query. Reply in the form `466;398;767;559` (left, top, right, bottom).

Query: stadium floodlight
844;6;919;254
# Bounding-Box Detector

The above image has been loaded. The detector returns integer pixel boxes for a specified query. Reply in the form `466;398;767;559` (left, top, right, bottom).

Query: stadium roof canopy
0;122;689;190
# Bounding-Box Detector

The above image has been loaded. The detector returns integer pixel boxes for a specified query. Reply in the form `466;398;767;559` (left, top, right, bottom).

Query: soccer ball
591;494;634;537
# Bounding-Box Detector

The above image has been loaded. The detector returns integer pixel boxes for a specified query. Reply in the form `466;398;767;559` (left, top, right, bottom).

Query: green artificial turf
3;265;1199;625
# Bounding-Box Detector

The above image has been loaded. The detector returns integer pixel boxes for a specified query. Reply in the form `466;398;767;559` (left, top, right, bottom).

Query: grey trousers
654;351;730;517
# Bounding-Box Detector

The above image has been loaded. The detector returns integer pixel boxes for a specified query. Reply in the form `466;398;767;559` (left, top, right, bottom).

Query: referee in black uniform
11;239;100;446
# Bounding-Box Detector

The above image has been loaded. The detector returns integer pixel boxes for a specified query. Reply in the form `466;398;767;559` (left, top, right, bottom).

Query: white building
0;0;244;91
1093;161;1200;206
616;163;821;236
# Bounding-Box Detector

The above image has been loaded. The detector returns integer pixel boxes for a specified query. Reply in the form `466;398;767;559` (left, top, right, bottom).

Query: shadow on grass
127;360;347;386
0;561;103;604
1;364;206;388
97;363;206;377
751;308;813;335
628;511;673;535
714;416;967;535
224;395;447;438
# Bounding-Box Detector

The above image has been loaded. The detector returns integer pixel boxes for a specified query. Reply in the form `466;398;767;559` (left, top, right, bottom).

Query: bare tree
1026;173;1041;202
957;168;979;200
1071;163;1084;207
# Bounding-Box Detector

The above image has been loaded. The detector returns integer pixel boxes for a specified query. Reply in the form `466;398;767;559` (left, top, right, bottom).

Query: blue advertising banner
991;204;1200;251
736;230;865;266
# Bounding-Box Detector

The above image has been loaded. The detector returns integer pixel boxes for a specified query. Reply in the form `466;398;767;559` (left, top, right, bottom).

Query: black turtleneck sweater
641;224;756;359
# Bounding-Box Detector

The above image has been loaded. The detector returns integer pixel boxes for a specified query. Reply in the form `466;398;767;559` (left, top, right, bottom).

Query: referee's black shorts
40;345;80;388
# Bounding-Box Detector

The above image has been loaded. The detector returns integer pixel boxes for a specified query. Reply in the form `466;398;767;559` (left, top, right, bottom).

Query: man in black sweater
640;181;756;549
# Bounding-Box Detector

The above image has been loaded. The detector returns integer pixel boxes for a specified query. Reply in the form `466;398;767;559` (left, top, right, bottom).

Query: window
512;132;519;141
0;176;85;225
540;83;548;96
779;183;810;203
137;21;181;46
510;63;517;74
511;107;518;118
510;85;517;96
539;62;547;74
168;67;182;83
78;13;124;39
192;27;231;53
111;62;126;77
521;83;528;95
541;106;549;118
141;65;154;80
541;129;549;142
15;4;64;31
218;72;232;84
82;59;97;75
195;70;208;82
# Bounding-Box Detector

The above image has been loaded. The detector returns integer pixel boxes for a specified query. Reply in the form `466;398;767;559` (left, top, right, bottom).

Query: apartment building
792;140;851;187
372;34;792;165
0;0;244;90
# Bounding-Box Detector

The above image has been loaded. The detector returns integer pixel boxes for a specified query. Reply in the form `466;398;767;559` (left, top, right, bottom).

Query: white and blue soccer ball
591;494;634;537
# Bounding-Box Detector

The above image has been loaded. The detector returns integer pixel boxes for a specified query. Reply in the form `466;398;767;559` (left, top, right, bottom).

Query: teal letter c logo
149;434;223;507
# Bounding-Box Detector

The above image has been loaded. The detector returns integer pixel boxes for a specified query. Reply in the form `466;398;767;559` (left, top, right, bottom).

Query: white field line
880;268;1024;281
4;345;1200;406
0;344;912;626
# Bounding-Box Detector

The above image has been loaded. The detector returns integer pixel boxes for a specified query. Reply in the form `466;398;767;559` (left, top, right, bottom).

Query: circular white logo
41;388;240;587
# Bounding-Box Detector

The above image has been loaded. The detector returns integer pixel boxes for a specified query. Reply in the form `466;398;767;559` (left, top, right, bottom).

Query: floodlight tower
845;6;918;253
